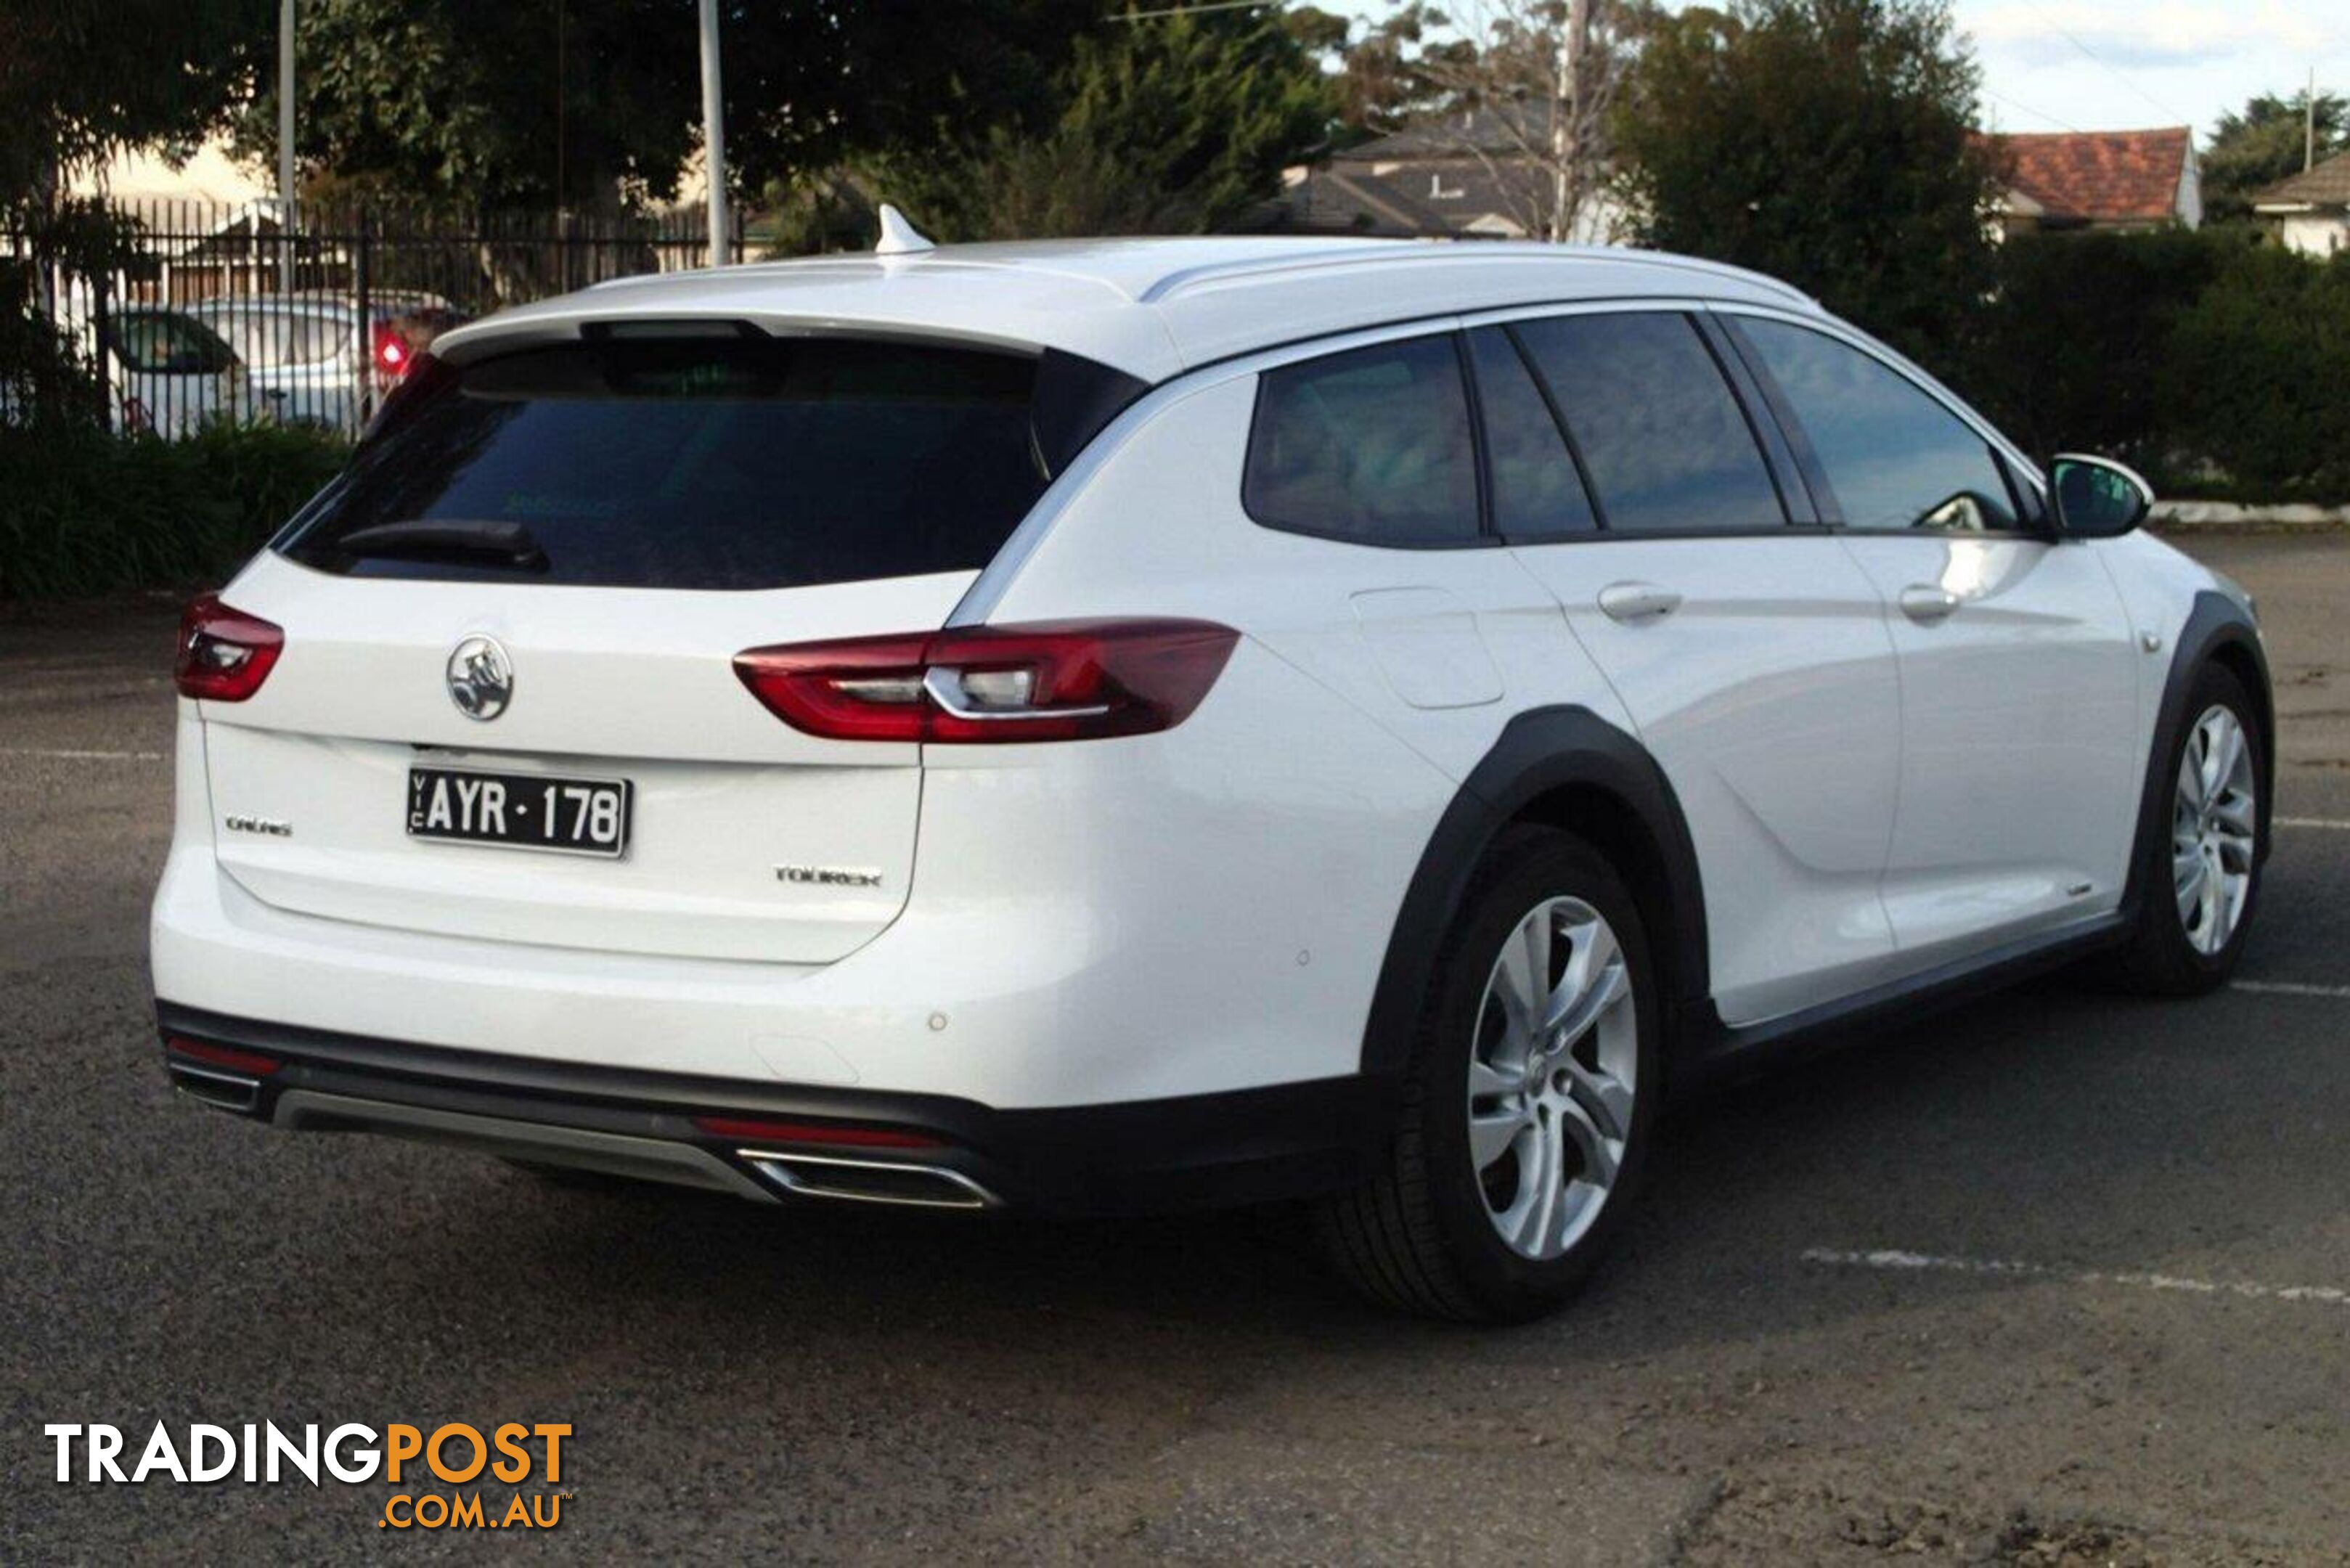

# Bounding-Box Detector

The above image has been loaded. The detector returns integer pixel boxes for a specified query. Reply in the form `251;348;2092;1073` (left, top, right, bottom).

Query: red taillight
166;1035;283;1077
374;326;409;375
733;619;1239;744
175;592;284;702
693;1114;945;1150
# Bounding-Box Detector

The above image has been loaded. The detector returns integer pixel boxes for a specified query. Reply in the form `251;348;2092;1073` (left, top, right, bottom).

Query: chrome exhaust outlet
168;1061;263;1114
738;1149;1000;1211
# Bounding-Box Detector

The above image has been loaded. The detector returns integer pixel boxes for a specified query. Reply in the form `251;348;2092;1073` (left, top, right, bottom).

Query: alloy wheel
2173;703;2256;957
1466;896;1638;1260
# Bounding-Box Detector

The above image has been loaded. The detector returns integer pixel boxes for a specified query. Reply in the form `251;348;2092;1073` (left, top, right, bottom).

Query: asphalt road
5;538;2348;1564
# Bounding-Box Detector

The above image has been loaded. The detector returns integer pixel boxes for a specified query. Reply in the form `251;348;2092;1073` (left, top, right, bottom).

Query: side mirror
2049;453;2153;539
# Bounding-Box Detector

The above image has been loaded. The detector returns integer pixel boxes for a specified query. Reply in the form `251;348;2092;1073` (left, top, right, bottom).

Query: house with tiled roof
1257;107;1622;243
2251;150;2350;258
1983;127;2200;236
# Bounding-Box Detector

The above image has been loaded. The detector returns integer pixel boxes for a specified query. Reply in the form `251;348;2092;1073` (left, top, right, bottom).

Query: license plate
407;767;632;859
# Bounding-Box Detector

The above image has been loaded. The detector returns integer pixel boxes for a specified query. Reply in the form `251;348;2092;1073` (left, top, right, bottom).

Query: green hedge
1954;229;2350;504
2161;245;2350;499
0;421;347;601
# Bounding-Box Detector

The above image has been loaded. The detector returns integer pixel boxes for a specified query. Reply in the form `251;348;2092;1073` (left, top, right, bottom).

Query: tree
232;0;1109;212
227;0;686;210
1292;4;1475;144
2200;89;2349;226
1412;0;1654;242
870;9;1336;241
1613;0;2002;364
0;1;267;203
0;1;269;426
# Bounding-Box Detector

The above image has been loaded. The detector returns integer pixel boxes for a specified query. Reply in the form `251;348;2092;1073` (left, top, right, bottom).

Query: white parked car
152;230;2270;1320
99;306;246;438
184;293;468;434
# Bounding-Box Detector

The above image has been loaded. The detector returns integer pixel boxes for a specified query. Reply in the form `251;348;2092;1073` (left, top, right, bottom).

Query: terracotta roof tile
1983;128;2190;222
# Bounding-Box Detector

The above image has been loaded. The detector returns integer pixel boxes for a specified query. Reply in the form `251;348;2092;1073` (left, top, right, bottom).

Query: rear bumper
157;1003;1392;1217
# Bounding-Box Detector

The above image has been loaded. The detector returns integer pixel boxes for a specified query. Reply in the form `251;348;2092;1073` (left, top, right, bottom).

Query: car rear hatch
197;327;1106;964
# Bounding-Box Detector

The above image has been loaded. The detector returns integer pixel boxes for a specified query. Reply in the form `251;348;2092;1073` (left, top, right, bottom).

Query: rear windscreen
277;336;1053;590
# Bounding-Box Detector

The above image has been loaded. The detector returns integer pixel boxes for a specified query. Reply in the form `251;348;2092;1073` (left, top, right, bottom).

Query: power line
2014;0;2192;126
1981;88;2084;135
1108;0;1274;18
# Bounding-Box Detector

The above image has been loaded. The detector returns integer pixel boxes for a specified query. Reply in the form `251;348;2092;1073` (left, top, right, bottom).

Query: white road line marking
1802;1248;2350;1307
2234;979;2350;1000
0;747;167;762
2276;817;2350;830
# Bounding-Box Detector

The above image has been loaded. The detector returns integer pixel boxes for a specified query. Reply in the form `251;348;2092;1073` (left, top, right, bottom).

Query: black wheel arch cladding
1359;704;1710;1081
2120;588;2273;916
1360;592;2272;1090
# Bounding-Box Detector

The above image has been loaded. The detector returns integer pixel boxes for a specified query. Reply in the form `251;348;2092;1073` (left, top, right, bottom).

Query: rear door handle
1898;584;1961;624
1597;582;1681;624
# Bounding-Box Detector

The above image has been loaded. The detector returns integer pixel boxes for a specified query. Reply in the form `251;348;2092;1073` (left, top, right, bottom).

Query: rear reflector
733;619;1239;743
175;593;284;702
693;1114;946;1150
166;1035;283;1077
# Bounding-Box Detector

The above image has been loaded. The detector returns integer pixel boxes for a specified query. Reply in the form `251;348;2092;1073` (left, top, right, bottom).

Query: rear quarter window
279;336;1059;591
1242;335;1480;547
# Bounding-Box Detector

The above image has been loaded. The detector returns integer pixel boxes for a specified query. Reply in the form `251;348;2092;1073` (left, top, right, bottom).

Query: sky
1355;0;2350;144
1955;0;2350;139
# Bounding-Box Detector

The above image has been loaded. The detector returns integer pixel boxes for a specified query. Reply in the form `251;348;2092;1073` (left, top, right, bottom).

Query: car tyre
1318;826;1660;1322
2105;661;2265;997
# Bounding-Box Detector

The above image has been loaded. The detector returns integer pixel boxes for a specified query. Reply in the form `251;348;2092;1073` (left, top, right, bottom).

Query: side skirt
1675;910;2134;1096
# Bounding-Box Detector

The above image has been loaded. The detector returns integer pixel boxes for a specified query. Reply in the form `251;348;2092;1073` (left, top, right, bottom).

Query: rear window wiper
334;519;549;570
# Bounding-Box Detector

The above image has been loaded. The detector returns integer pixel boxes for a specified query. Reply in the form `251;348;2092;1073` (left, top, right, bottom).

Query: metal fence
4;198;746;440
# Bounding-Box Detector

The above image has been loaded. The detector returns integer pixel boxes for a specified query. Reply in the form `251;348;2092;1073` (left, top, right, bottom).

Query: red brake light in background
733;619;1239;744
175;593;284;702
372;324;410;377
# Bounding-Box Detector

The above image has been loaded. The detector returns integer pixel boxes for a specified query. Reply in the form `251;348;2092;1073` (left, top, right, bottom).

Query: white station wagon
153;223;2269;1320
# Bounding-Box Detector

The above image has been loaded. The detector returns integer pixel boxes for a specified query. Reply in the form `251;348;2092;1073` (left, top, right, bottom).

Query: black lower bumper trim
155;1002;1393;1216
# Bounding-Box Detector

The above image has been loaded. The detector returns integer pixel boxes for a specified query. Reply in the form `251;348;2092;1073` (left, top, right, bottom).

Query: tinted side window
1514;313;1784;534
1736;318;2017;533
1466;327;1597;539
107;311;236;375
1244;335;1480;546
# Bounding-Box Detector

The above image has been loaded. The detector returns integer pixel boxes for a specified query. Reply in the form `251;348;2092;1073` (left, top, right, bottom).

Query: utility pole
278;0;296;293
2308;65;2318;173
697;0;730;267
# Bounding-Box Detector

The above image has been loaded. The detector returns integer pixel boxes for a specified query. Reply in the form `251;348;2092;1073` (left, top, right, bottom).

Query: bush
872;8;1334;240
0;420;347;600
1957;227;2237;476
1951;229;2350;505
2161;245;2350;500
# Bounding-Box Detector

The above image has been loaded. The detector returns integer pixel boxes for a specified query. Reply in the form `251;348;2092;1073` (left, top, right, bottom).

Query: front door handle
1898;584;1961;624
1598;582;1682;624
